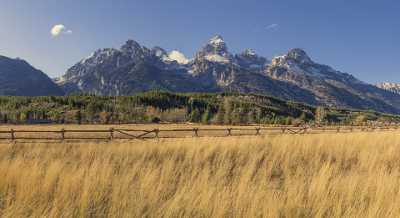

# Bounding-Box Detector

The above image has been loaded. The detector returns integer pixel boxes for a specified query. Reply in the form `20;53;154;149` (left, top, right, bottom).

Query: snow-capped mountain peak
209;35;225;46
196;35;232;64
243;48;256;57
121;40;142;52
270;48;315;75
286;48;313;65
120;39;148;60
269;50;326;79
79;48;119;65
235;49;268;69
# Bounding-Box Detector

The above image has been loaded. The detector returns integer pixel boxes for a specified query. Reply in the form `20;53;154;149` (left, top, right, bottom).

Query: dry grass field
0;125;399;217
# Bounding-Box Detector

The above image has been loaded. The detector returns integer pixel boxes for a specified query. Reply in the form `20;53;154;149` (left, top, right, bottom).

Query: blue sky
0;0;399;83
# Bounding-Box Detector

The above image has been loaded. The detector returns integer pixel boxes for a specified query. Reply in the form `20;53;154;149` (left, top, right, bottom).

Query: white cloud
50;24;72;37
266;24;279;30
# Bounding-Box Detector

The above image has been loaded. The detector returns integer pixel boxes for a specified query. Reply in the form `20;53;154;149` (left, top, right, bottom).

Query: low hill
0;56;64;96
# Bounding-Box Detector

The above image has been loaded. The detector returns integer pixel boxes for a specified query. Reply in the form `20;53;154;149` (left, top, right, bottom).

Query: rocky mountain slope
0;55;64;96
266;49;400;113
57;36;400;114
376;82;400;95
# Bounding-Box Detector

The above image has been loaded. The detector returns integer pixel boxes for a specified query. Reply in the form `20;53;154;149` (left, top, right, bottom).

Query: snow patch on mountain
377;82;400;94
79;49;120;65
205;54;230;63
168;50;190;64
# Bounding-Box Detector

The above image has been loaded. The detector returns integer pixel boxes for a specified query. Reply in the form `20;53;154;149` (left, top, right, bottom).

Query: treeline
0;91;398;125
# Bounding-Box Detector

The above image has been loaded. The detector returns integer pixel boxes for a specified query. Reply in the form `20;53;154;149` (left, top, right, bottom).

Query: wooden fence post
61;128;65;140
109;128;114;140
227;128;232;136
154;129;160;138
193;128;199;137
281;127;286;134
10;129;15;141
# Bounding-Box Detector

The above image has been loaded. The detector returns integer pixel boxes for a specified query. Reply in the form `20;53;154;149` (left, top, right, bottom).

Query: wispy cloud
50;24;72;37
266;24;279;30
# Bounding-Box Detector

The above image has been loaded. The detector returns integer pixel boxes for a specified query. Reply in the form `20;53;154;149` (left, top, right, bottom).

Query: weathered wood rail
0;125;398;141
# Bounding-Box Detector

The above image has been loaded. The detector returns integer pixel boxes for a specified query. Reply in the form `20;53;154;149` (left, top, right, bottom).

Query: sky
0;0;399;83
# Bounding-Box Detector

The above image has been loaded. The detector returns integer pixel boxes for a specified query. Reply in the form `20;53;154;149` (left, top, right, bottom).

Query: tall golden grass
0;132;400;217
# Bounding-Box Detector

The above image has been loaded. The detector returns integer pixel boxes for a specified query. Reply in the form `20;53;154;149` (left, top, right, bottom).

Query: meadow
0;126;399;217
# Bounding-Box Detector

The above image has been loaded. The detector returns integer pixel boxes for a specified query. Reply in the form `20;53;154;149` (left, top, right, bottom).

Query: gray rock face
57;36;400;114
286;48;313;65
235;49;269;70
0;56;64;96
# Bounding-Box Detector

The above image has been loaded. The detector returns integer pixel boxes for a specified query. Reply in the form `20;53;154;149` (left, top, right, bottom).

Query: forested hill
0;91;398;125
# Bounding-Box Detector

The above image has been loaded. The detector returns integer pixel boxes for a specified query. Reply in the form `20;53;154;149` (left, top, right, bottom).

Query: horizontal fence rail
0;125;398;141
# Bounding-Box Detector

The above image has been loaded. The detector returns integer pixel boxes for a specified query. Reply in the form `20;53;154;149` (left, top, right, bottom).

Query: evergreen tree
189;109;201;122
247;110;257;124
315;106;327;125
223;98;234;124
299;112;307;123
215;105;225;124
75;110;82;124
285;117;292;125
201;108;212;124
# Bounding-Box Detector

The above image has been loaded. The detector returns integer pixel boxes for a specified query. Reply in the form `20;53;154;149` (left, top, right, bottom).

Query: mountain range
1;35;400;114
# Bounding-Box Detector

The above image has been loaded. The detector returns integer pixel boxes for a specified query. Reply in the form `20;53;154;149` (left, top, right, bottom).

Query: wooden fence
0;125;398;141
